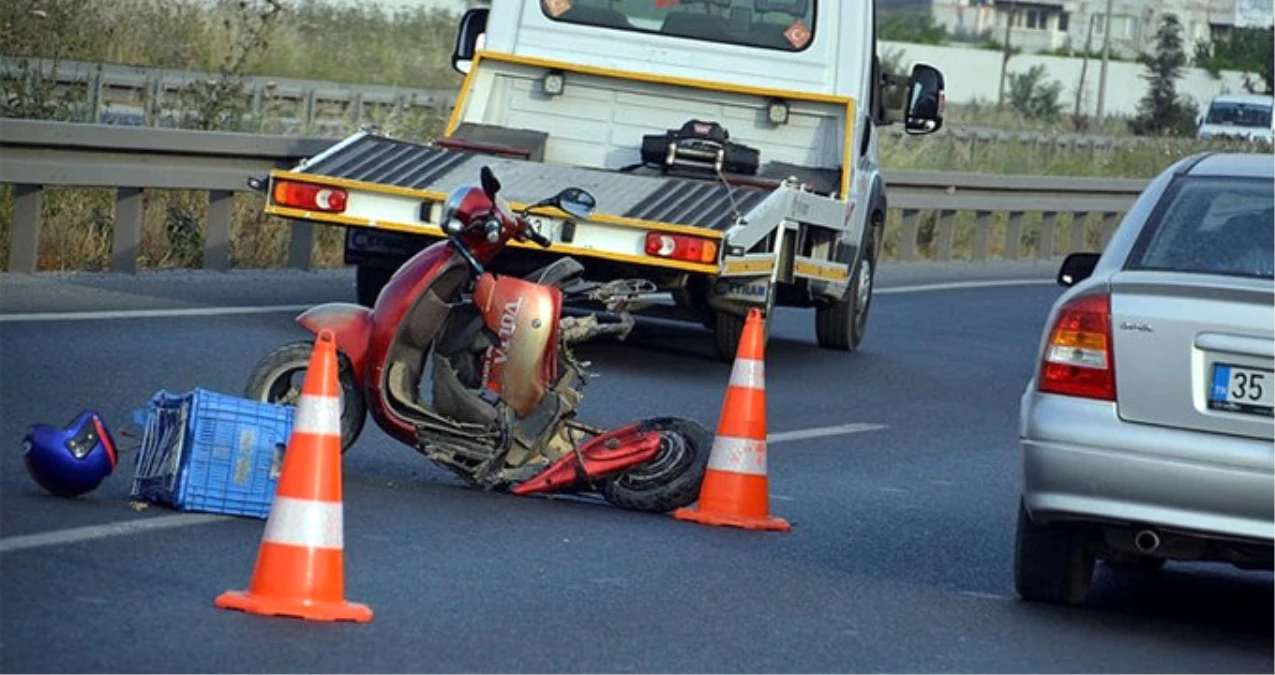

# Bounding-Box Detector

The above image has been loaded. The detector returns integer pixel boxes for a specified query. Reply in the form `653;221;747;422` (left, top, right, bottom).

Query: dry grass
0;186;346;272
939;100;1134;137
880;131;1270;178
1;0;464;89
879;209;1119;262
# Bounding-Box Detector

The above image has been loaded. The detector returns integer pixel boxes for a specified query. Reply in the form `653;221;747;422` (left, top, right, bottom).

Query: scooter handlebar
525;226;552;248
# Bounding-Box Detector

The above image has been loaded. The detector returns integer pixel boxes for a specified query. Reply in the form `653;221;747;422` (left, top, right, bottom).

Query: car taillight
272;180;348;213
645;233;718;264
1039;294;1116;401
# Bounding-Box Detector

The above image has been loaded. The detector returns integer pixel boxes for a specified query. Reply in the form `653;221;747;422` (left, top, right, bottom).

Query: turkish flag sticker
783;20;812;49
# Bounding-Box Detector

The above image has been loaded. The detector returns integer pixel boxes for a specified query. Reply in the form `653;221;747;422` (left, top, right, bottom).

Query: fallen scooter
245;166;711;512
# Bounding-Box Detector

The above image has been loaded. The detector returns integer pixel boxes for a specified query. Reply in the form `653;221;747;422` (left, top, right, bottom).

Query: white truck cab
262;0;945;360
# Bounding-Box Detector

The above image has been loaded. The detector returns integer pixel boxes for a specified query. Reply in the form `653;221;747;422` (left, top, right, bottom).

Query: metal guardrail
1;119;332;273
2;56;458;131
0;119;1149;274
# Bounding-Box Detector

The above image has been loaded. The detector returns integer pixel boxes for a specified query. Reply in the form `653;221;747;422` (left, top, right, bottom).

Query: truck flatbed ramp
294;132;771;232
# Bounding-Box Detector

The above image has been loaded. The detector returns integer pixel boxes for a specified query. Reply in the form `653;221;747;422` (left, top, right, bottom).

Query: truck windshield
1204;102;1273;128
541;0;816;51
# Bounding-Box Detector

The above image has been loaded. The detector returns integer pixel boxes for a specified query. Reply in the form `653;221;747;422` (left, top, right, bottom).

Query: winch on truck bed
258;0;946;361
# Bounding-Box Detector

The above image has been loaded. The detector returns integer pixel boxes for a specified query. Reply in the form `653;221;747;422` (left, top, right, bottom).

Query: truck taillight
645;233;718;264
1039;294;1116;401
272;180;348;213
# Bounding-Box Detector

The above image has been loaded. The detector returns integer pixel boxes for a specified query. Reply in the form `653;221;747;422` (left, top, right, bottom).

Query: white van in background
1197;93;1274;143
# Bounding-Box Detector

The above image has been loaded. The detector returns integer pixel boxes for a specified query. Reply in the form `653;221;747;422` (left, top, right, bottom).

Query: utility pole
1095;0;1115;119
997;0;1018;107
1074;12;1097;123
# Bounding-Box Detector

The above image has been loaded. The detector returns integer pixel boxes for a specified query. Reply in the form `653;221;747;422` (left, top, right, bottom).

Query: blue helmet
24;411;118;498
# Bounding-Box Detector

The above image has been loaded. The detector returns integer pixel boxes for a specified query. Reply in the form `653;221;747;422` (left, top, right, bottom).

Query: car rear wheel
1013;501;1095;606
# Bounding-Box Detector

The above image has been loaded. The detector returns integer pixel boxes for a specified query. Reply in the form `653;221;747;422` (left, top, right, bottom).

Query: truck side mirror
904;63;945;135
1057;252;1101;287
452;7;489;74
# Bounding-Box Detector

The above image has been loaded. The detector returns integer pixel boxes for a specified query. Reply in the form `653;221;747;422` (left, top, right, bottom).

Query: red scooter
246;167;711;512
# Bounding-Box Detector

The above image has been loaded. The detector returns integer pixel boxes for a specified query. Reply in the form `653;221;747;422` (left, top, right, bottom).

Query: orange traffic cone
215;329;373;622
674;308;790;532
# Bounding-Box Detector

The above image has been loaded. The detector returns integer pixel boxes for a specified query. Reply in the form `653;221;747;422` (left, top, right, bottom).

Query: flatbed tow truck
258;0;945;360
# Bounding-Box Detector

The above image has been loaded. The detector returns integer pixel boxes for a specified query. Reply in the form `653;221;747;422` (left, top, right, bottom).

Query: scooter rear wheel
244;340;367;453
602;417;711;513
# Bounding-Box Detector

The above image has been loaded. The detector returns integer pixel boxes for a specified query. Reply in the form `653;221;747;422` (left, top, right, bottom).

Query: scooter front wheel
244;340;367;453
602;417;711;513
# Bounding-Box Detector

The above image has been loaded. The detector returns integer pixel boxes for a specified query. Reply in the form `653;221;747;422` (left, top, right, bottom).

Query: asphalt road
1;263;1271;674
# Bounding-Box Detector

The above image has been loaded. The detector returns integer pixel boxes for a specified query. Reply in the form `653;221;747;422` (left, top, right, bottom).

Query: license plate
348;229;416;256
713;276;770;302
1208;364;1274;417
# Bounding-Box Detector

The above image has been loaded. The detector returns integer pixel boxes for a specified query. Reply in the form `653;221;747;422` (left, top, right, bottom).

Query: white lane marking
0;304;311;323
0;278;1053;323
768;423;888;444
0;514;230;553
877;279;1056;295
961;591;1014;601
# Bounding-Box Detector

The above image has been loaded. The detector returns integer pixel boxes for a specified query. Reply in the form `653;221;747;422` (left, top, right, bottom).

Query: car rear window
1126;176;1274;280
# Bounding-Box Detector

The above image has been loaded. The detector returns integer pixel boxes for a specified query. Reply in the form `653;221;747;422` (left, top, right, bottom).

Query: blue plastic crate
130;388;295;519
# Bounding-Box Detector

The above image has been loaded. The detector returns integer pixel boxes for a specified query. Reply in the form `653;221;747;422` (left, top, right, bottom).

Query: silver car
1015;152;1274;606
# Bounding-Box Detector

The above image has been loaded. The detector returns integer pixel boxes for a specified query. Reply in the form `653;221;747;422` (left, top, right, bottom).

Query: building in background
930;0;1272;57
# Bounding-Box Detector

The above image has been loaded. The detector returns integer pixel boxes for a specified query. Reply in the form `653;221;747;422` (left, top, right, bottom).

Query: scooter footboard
508;421;663;496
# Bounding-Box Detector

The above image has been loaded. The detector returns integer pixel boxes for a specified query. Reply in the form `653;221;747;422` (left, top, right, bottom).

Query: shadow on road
570;311;846;372
1082;562;1275;638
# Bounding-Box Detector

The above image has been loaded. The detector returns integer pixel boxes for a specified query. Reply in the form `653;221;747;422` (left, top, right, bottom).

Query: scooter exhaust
1134;529;1162;554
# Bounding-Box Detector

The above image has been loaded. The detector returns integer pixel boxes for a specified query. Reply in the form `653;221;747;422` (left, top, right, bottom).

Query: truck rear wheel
712;305;773;362
713;311;746;361
816;231;876;352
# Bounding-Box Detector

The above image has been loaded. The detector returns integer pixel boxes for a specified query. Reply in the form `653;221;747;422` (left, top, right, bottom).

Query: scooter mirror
480;166;501;198
555;187;596;220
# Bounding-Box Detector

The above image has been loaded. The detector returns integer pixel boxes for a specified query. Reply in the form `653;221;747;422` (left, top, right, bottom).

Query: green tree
1007;65;1064;120
1128;14;1200;137
1194;26;1274;94
1264;28;1275;93
879;14;947;44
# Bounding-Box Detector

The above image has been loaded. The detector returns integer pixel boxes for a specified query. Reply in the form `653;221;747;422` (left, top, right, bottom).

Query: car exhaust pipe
1134;529;1162;554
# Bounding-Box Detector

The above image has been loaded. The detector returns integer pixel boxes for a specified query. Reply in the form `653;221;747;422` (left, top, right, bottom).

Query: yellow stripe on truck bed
270;170;726;240
264;204;722;275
